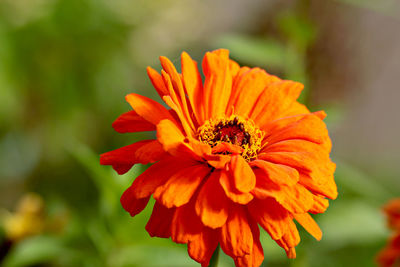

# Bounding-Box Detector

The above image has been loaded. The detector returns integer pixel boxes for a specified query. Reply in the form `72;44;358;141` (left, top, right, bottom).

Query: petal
125;93;175;126
195;171;230;229
251;80;303;126
153;164;211;208
100;140;166;174
219;170;253;204
258;150;337;200
145;202;175;238
156;119;201;160
146;66;169;98
309;195;330;214
202;49;232;118
171;201;203;244
229;68;278;118
293;213;322;241
230;155;256;193
188;228;219;267
250;160;299;186
220;206;253;257
275;184;314;214
125;156;197;199
251;170;314;214
264;114;329;146
181;51;204;125
120;192;150;217
275;220;300;259
248;198;291;240
160;57;195;132
112;110;156;133
234;219;264;267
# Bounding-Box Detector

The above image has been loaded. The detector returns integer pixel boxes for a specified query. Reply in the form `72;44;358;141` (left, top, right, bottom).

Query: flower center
197;115;264;161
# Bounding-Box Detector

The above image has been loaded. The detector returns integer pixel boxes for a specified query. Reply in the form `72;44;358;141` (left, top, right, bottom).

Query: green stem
208;245;220;267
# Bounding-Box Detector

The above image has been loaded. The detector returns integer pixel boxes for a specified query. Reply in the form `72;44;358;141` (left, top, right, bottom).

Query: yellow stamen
197;115;264;161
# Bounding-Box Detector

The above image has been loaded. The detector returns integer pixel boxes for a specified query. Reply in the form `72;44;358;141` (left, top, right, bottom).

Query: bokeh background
1;0;400;266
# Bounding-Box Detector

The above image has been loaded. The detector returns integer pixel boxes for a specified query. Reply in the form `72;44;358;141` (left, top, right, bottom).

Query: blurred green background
1;0;399;266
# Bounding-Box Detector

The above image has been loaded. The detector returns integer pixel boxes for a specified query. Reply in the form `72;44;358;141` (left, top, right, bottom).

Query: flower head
100;49;337;267
377;198;400;267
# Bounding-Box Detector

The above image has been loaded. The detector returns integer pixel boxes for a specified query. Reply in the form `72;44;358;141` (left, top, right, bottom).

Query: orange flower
377;198;400;267
100;49;337;267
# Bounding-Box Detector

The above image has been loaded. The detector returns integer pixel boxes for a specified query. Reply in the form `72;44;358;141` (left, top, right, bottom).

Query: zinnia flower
377;198;400;267
100;49;337;267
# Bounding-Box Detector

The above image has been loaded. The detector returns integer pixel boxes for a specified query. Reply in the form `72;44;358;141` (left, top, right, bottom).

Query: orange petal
156;119;201;160
160;57;195;131
188;228;219;267
251;80;303;126
293;213;322;241
112;110;156;133
126;156;197;199
147;66;169;98
309;195;330;214
171;201;203;244
264;114;329;146
248;198;290;240
202;49;232;118
299;172;338;200
230;155;256;193
181;51;204;125
219;170;253;204
204;153;232;169
195;170;230;229
220;206;253;257
251;170;314;214
229;68;276;118
120;192;150;217
153;164;211;208
125;93;175;126
234;219;264;267
258;150;337;200
229;59;240;77
100;140;166;174
275;220;300;258
145;202;175;238
250;160;299;186
275;184;314;214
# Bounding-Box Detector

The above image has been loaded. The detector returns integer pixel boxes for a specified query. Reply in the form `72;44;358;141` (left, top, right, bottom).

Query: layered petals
102;49;337;267
220;206;253;258
195;171;230;229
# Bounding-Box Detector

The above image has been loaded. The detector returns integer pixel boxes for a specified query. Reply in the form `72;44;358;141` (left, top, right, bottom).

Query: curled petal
248;198;290;240
275;220;300;258
219;170;253;204
195;171;230;228
145;202;175;238
220;206;253;257
171;201;203;244
120;192;150;217
234;219;264;267
146;67;169;98
230;155;256;193
188;228;219;267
